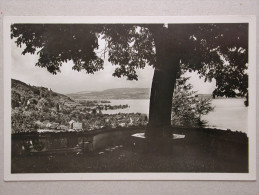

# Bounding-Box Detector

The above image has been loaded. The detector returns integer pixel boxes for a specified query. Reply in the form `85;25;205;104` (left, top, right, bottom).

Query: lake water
101;99;150;115
101;98;248;133
202;99;248;133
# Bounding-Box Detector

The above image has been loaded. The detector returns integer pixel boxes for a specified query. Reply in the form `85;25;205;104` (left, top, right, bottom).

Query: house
69;120;83;130
72;122;83;130
69;120;76;128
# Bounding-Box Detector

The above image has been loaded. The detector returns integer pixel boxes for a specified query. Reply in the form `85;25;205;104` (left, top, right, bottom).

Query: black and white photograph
4;16;256;180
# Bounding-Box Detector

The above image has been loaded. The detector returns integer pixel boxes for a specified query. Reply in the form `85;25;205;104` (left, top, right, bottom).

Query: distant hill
11;79;74;109
67;88;151;100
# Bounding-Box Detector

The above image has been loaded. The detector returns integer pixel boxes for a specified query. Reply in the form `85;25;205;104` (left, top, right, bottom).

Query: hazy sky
11;41;216;94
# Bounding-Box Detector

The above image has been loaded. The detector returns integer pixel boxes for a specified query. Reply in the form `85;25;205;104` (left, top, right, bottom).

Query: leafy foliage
178;24;248;98
11;24;103;74
102;25;156;80
11;23;248;99
172;76;214;127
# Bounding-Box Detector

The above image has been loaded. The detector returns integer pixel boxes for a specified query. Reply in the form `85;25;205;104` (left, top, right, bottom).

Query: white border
3;16;256;181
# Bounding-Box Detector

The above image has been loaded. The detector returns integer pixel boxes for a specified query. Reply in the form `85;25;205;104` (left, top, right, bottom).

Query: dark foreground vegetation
11;127;248;173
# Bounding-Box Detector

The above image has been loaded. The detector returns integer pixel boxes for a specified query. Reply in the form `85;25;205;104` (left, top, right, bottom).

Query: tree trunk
145;25;181;138
146;67;179;138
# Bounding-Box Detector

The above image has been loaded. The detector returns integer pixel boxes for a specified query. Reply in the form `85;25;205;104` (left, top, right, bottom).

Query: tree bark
145;25;181;138
146;67;179;137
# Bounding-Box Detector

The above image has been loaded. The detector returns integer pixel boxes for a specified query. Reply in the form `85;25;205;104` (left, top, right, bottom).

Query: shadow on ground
11;127;248;173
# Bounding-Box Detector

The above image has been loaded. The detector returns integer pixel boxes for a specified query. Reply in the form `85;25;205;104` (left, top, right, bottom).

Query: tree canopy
11;23;248;98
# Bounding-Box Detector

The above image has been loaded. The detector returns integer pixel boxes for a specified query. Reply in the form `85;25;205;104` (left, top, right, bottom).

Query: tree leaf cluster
11;23;248;98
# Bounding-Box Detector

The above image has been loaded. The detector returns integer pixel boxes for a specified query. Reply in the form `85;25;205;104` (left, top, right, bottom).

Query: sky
11;40;216;95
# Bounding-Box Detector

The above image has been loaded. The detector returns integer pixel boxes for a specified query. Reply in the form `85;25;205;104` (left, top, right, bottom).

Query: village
11;79;148;134
34;112;148;133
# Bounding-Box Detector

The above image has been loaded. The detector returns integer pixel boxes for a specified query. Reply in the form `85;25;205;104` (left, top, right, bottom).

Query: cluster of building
34;113;148;132
34;120;69;131
83;113;148;131
12;79;150;134
34;120;83;131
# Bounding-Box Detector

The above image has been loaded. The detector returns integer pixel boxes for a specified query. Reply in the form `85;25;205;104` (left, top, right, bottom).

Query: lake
101;98;248;133
101;99;150;115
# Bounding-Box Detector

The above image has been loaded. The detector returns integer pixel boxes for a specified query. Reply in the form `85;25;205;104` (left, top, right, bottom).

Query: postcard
3;16;256;180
